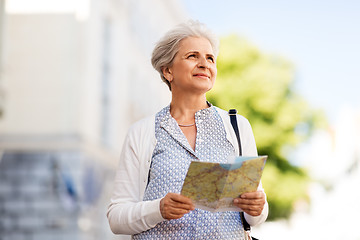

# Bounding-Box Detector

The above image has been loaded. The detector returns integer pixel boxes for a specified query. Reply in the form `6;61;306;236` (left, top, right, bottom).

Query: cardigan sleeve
107;119;165;235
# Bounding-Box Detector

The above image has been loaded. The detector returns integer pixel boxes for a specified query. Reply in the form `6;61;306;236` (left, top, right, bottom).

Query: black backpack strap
229;109;242;156
228;109;251;232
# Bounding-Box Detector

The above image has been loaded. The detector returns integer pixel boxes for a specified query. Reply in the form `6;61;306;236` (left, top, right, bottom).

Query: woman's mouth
193;73;210;79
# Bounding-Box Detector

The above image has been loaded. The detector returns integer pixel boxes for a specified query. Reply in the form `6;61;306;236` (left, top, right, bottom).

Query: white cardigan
107;107;268;235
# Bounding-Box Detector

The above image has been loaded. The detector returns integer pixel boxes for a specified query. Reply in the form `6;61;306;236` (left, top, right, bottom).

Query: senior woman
107;20;268;239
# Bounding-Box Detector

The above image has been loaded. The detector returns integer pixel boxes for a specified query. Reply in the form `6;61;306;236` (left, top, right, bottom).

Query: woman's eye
207;56;214;62
187;54;196;58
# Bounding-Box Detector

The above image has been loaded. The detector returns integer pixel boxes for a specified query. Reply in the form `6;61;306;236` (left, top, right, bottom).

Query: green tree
208;35;326;220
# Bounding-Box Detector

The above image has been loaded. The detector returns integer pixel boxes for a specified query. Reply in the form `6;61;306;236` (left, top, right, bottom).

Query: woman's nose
197;57;209;68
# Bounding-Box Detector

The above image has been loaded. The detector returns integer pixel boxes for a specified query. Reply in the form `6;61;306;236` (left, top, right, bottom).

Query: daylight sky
181;0;360;124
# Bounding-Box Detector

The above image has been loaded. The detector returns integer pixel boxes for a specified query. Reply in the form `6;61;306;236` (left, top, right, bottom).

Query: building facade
0;0;187;239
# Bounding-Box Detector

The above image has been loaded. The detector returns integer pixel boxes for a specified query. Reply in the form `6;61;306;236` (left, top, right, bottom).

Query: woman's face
164;37;217;94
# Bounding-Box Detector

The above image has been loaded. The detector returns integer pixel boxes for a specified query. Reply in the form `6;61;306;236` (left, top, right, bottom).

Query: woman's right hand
160;193;195;220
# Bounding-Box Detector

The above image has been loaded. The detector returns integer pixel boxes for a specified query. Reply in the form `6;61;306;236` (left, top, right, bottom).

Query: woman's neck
170;94;208;123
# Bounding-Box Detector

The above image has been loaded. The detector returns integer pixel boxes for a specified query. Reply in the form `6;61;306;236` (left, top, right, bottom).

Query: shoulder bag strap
228;109;251;232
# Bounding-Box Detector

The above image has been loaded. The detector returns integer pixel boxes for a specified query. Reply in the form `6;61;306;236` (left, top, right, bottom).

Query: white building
0;0;187;158
0;0;186;239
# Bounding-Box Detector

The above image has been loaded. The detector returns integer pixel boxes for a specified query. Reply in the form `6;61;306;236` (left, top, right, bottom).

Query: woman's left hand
233;191;266;216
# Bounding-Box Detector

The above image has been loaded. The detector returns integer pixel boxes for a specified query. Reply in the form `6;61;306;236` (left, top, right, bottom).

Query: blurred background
0;0;359;239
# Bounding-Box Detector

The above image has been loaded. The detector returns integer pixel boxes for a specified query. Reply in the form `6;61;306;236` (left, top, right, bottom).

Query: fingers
238;203;264;216
240;191;264;199
160;193;195;220
233;191;266;216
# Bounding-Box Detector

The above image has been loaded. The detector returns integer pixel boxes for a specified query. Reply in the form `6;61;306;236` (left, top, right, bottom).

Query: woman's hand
160;193;195;220
233;191;266;216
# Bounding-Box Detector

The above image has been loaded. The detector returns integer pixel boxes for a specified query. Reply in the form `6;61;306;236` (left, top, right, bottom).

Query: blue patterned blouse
133;105;246;240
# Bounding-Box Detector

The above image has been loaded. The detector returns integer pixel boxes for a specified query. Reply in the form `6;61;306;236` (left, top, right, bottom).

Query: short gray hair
151;20;219;90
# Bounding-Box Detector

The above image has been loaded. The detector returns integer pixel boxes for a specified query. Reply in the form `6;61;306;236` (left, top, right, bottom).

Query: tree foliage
207;35;326;220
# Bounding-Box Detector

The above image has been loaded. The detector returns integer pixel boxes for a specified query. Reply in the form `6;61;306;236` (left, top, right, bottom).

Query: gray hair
151;20;219;90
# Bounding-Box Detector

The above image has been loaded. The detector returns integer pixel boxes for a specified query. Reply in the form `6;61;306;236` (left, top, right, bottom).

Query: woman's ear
162;67;173;82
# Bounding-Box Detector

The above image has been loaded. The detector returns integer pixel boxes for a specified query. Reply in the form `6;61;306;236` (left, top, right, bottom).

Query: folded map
180;156;267;212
